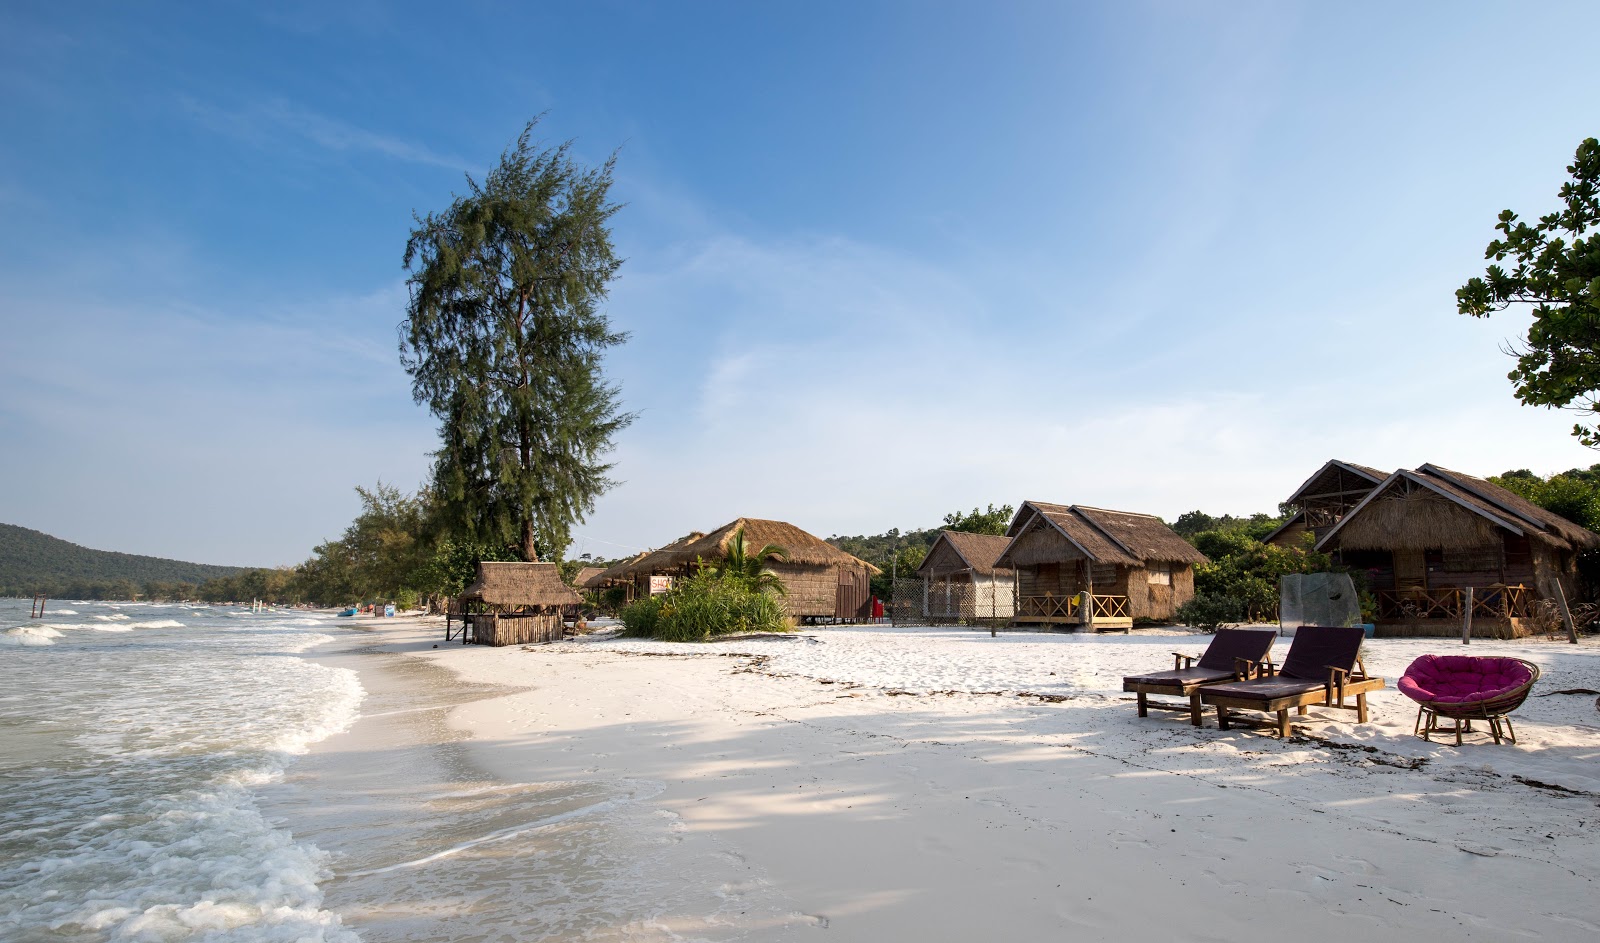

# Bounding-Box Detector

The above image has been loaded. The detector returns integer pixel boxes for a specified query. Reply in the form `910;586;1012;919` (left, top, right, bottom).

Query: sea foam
0;606;364;941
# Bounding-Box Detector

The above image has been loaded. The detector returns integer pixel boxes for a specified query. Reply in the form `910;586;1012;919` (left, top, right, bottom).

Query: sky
3;1;1600;567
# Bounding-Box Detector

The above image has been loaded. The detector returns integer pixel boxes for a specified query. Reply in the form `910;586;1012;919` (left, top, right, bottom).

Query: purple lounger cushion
1398;655;1535;706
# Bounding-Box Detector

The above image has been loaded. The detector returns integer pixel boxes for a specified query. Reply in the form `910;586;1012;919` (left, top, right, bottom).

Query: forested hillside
0;523;249;598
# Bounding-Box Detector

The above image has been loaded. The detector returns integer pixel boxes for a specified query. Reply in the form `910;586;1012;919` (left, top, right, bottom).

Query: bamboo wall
475;610;564;646
774;562;842;618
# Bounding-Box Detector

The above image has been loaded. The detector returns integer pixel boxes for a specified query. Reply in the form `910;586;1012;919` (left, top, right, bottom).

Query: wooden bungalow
453;561;582;646
584;552;649;600
1263;460;1388;549
675;518;881;622
916;530;1016;620
611;532;707;600
994;502;1207;630
1316;464;1600;637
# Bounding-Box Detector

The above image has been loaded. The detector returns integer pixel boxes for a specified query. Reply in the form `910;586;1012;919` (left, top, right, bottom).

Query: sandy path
372;619;1600;941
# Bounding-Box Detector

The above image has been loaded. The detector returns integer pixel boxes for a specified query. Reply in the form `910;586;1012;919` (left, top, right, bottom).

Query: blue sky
3;2;1600;566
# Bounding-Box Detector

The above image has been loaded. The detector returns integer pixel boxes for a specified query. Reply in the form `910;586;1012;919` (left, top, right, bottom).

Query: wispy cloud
179;95;473;172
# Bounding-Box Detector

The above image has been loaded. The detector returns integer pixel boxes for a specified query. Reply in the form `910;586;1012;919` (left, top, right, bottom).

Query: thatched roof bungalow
676;518;881;621
573;566;606;590
456;562;582;646
994;502;1207;629
1318;464;1600;637
916;531;1016;620
1264;460;1388;549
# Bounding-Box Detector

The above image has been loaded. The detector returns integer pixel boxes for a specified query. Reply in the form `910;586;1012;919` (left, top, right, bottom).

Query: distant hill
0;523;250;596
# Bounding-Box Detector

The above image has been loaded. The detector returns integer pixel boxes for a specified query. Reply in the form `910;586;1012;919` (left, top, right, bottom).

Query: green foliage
710;527;788;595
942;503;1014;536
1177;509;1329;624
1174;594;1245;633
619;570;789;642
620;594;664;637
1490;464;1600;532
1458;137;1600;446
401;119;634;561
1170;510;1286;541
0;522;249;598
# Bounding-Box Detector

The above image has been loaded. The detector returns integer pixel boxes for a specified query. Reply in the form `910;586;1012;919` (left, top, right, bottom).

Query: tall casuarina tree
401;120;634;562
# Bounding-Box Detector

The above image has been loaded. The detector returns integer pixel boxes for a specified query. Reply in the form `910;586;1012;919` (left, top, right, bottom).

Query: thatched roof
917;531;1013;577
460;562;582;608
573;567;606;589
590;552;648;585
1284;459;1388;506
615;532;706;578
678;518;881;573
996;502;1208;568
1318;466;1600;553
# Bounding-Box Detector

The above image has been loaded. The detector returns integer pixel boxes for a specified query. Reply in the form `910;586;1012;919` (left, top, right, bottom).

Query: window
1147;562;1171;585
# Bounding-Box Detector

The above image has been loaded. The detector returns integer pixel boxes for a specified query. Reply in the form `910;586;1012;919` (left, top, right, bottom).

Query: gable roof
1317;465;1600;552
677;518;881;572
573;566;606;589
1284;460;1389;506
590;552;648;585
1259;509;1308;546
916;530;1014;577
460;562;583;608
616;532;707;577
996;501;1208;568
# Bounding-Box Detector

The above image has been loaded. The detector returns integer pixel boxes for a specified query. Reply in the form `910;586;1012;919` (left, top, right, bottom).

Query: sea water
0;600;362;942
2;601;804;942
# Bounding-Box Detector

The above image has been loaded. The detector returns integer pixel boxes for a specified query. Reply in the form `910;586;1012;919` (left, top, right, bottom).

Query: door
836;567;870;620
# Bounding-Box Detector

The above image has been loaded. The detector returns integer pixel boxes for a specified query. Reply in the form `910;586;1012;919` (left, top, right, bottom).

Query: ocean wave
2;626;61;646
51;608;79;615
93;614;133;622
128;619;185;630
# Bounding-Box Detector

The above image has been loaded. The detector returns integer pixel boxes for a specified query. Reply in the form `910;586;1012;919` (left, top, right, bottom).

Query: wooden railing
1020;595;1076;619
1374;585;1531;621
1018;594;1130;621
1091;594;1129;619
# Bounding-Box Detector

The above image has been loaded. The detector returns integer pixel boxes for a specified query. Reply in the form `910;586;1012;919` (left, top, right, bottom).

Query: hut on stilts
994;502;1206;630
674;518;881;622
1263;459;1388;549
916;531;1016;620
1317;464;1600;637
451;561;583;646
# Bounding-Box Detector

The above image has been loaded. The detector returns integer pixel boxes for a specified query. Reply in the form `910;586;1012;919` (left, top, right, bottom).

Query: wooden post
1554;580;1578;644
1083;561;1094;632
1461;586;1473;645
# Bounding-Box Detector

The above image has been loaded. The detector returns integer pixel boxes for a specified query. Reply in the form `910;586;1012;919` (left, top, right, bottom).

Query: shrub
1175;593;1246;633
621;595;664;637
622;571;789;641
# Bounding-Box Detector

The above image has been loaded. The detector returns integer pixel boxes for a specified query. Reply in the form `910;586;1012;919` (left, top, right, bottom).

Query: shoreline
318;616;1600;941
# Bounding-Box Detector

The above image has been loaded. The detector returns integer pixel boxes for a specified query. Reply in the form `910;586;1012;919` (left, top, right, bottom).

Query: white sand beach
328;617;1600;941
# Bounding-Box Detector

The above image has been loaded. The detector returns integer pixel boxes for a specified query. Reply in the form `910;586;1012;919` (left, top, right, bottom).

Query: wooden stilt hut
610;532;707;600
674;518;881;622
916;531;1016;620
455;562;582;646
1263;460;1388;549
995;502;1206;630
1317;464;1600;637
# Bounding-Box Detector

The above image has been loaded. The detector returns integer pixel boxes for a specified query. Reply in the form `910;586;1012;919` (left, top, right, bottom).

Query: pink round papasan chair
1398;654;1540;745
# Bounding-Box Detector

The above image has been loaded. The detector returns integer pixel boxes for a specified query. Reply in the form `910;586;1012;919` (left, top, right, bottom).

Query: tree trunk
521;518;539;562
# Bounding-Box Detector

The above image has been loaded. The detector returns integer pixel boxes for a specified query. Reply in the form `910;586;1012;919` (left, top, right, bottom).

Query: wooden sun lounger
1199;626;1385;737
1122;628;1277;726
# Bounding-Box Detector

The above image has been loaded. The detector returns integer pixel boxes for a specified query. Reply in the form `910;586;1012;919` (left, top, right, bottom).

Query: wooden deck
1015;594;1132;630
